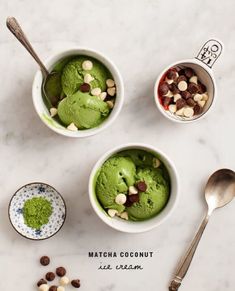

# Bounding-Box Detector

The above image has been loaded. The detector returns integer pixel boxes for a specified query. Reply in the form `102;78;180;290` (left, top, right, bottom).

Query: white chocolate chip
153;158;161;168
106;79;115;87
50;107;57;117
164;90;173;97
202;93;209;101
60;276;70;286
99;92;107;101
39;284;49;291
173;93;181;102
67;123;78;131
166;77;174;84
108;209;118;217
175;108;184;116
91;88;102;96
198;100;206;107
193;93;203;102
120;212;128;220
107;87;116;96
178;81;188;91
189;76;198;84
57;287;65;291
183;107;194;118
129;186;138;195
84;73;94;84
82;60;93;70
168;104;177;113
115;194;127;205
106;100;114;109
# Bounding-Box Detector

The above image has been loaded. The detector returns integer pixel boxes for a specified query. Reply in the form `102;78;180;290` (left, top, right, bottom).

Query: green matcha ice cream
95;149;170;221
43;55;116;130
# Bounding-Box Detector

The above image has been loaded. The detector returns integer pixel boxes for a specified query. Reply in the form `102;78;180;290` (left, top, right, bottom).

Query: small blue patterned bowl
8;182;66;240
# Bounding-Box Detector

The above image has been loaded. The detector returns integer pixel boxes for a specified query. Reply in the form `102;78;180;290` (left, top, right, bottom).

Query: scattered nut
67;123;78;131
115;194;127;205
56;267;66;277
153;158;161;168
50;108;57;117
71;279;81;288
91;87;102;96
82;60;93;70
107;87;116;96
108;209;118;217
129;186;138;195
106;79;115;87
40;256;50;266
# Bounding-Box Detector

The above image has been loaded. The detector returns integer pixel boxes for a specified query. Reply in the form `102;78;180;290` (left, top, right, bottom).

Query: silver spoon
169;169;235;291
6;17;61;107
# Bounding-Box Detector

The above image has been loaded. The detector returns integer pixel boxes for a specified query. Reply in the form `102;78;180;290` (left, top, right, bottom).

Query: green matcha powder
23;197;53;229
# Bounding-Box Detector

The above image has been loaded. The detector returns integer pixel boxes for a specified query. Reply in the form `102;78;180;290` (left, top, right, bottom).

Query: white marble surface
1;0;235;290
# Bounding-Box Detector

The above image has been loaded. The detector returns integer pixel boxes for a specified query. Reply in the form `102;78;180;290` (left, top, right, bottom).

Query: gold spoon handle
169;214;210;291
6;17;49;77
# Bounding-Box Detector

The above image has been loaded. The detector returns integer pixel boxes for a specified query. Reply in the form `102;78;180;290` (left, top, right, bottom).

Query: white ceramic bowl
154;59;216;123
88;143;179;233
32;48;124;137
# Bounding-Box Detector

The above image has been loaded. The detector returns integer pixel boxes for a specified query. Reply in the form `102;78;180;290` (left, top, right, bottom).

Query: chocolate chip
186;98;196;107
49;286;57;291
40;256;50;266
71;279;81;288
129;194;139;203
168;83;179;94
159;82;169;95
193;104;203;115
176;98;186;110
37;279;47;287
188;83;198;94
162;96;172;107
104;94;113;101
198;82;207;94
177;75;187;83
136;181;147;192
46;272;55;281
80;83;90;93
184;68;194;78
178;69;185;76
124;197;134;207
166;69;177;80
181;91;191;99
56;267;66;277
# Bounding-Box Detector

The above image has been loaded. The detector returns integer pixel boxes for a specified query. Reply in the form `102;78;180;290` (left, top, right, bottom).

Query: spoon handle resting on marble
169;214;210;291
6;17;49;77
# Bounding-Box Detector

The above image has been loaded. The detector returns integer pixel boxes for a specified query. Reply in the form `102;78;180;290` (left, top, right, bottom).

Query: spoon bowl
205;169;235;213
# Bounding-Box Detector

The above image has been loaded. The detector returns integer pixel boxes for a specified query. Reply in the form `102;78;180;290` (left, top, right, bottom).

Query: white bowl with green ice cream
32;48;124;137
89;143;179;233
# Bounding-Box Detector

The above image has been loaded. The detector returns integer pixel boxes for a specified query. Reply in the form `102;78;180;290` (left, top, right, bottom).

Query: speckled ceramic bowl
8;182;66;240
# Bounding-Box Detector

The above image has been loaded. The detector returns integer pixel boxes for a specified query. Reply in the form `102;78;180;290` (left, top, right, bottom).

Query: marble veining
0;0;235;290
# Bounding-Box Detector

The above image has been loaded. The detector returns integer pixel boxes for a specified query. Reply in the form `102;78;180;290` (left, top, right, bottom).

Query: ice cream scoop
6;17;61;107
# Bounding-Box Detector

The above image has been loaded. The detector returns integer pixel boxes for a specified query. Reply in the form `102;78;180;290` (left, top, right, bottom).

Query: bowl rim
154;58;216;124
8;182;67;241
32;47;124;138
88;142;179;233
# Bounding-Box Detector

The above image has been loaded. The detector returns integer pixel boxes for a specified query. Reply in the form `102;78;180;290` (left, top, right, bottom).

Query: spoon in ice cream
169;168;235;291
6;17;61;107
